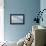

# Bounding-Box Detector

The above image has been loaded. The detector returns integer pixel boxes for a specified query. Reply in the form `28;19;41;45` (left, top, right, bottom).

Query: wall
40;0;46;27
4;0;40;42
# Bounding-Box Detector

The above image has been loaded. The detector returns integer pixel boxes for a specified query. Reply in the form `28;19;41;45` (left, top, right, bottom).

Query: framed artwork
10;14;25;24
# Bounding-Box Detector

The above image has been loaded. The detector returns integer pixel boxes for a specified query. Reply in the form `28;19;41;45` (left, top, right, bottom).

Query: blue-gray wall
40;0;46;27
4;0;40;42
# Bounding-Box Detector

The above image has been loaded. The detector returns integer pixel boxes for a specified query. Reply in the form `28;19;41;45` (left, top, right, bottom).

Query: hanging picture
10;14;25;24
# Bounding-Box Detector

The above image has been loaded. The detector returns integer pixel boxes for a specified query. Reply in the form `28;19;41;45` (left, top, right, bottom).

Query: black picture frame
10;14;25;25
